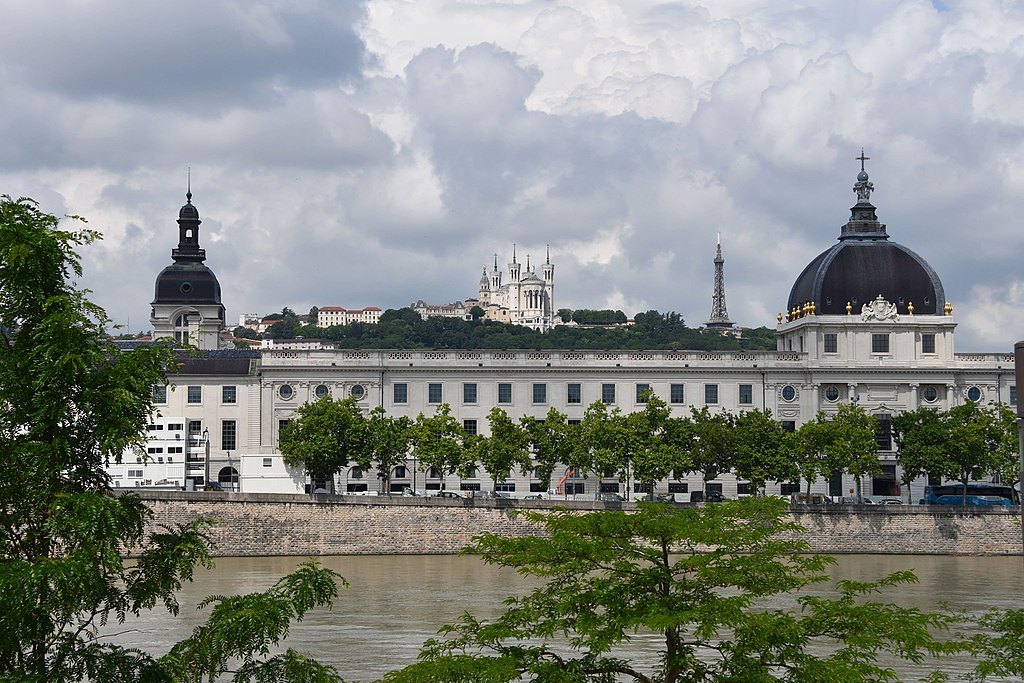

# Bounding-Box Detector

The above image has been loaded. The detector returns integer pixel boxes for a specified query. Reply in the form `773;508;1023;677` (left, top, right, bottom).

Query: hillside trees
0;196;342;682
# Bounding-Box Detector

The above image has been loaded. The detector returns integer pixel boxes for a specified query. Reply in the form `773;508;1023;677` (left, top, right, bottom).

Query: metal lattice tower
706;234;734;329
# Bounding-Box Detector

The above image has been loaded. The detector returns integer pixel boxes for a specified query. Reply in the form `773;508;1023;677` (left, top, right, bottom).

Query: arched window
349;466;364;480
393;466;408;479
218;466;238;491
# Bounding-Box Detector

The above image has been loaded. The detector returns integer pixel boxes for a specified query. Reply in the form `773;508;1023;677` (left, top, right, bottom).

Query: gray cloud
1;0;1021;351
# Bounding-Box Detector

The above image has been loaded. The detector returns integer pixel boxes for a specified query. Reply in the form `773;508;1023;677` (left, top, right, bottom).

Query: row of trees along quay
4;195;1024;682
280;393;1020;506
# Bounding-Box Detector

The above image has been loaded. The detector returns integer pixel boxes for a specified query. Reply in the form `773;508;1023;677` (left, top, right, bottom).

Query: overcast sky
2;0;1022;351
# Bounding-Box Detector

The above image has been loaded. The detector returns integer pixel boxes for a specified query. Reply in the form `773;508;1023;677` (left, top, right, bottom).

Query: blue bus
923;484;1019;506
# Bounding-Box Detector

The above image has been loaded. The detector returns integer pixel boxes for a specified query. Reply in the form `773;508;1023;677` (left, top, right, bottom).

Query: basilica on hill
116;157;1017;500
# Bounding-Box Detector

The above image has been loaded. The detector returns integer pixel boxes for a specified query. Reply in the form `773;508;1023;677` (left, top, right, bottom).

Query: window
781;420;796;433
393;466;407;479
222;420;236;451
222;385;236;404
704;384;718;405
188;420;202;436
314;384;329;399
1011;386;1017;406
601;383;616;404
428;383;442;404
921;333;936;354
463;383;478;404
922;386;939;403
668;482;688;494
393;383;408;404
147;447;163;454
263;458;273;468
781;385;796;401
167;446;182;454
600;482;620;493
350;384;365;399
567;383;582;404
187;385;201;404
495;482;516;492
153;385;167;403
168;423;183;431
635;383;650;403
780;482;801;495
967;386;982;402
279;384;294;400
670;384;684;404
871;333;890;354
825;386;841;402
634;482;652;494
533;383;547;404
737;482;751;495
278;419;290;439
738;384;753;405
350;466;364;479
874;414;891;451
128;469;144;479
463;419;478;436
498;383;512;404
567;419;581;426
823;332;838;354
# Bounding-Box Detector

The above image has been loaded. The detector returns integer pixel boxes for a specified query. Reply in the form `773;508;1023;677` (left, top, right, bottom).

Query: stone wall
133;492;1024;557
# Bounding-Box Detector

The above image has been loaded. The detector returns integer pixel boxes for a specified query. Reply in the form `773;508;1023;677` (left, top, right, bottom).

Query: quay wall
133;492;1024;557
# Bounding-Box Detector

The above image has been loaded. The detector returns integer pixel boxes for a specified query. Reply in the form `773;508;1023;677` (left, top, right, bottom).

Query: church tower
150;186;227;349
706;234;734;330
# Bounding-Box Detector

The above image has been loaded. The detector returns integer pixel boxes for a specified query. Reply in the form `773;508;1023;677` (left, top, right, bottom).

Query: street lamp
202;427;210;489
227;450;234;492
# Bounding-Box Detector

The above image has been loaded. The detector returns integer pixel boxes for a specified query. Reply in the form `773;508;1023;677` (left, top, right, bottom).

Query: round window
351;384;365;399
314;384;329;399
966;386;982;402
179;282;193;294
922;386;938;403
825;386;840;402
279;384;294;400
781;385;796;401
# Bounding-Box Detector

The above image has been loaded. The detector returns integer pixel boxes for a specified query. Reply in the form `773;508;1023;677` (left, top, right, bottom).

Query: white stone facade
477;250;555;331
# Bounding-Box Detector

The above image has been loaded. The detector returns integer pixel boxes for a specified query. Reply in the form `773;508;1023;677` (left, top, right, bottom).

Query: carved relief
860;295;899;322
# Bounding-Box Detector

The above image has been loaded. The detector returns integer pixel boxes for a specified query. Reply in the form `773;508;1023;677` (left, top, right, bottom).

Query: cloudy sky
2;0;1022;351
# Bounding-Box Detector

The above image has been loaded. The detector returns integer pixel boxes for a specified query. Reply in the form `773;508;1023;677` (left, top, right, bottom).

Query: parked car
596;492;624;502
475;490;510;499
435;490;463;499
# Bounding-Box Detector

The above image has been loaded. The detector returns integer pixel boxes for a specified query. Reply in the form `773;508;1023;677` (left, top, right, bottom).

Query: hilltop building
476;247;555;331
117;160;1017;500
317;306;383;327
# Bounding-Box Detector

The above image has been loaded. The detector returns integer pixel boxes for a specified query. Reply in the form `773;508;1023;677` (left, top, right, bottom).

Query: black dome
153;262;222;305
788;162;945;316
788;239;944;315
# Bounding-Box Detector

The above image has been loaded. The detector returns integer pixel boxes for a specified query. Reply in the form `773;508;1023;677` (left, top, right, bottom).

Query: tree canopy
0;196;343;682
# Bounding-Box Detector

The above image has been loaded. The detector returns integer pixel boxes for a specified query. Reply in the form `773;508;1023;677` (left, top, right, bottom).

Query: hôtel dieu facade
111;162;1018;502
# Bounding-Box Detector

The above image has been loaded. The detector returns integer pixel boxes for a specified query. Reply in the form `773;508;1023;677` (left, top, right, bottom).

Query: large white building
119;165;1018;500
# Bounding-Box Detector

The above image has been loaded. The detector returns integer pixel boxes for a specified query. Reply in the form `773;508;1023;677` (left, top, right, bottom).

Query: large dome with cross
787;153;946;317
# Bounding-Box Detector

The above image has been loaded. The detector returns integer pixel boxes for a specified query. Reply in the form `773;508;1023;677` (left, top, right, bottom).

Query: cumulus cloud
0;0;1022;351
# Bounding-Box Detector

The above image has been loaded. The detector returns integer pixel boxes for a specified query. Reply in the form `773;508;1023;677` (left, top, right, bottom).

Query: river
109;554;1023;681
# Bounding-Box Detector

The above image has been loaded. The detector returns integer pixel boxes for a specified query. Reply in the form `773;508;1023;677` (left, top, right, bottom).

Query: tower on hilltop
706;234;734;330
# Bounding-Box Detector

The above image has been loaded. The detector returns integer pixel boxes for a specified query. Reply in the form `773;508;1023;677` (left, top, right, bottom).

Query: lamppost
227;450;234;492
1014;340;1024;564
202;427;210;489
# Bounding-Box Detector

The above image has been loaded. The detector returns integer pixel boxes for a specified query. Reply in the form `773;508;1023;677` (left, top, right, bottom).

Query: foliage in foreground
383;498;964;683
0;196;344;682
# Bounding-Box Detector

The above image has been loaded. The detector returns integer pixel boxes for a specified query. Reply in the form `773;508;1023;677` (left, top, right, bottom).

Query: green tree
687;406;735;497
413;403;466;491
893;407;948;504
939;402;1003;507
794;419;832;498
280;395;368;493
382;499;957;683
990;403;1021;490
577;401;633;488
815;404;879;502
732;409;798;494
0;196;342;682
475;408;531;489
521;408;577;489
627;395;685;493
469;305;485;320
360;406;413;494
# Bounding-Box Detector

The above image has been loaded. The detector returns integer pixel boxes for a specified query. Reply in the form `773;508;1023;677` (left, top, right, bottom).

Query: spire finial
853;148;874;203
546;244;550;264
526;254;531;271
494;253;498;270
186;166;192;203
513;243;517;263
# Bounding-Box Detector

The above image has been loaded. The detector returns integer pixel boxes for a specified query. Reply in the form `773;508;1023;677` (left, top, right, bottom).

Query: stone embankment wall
133;492;1023;557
